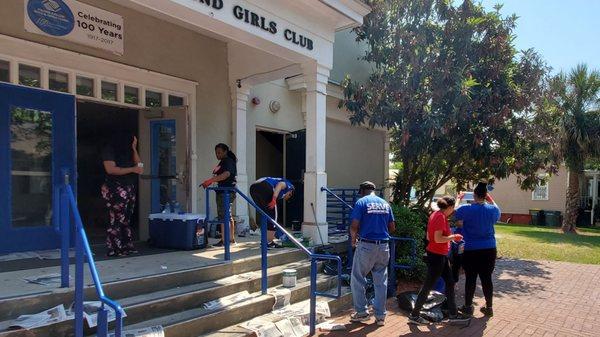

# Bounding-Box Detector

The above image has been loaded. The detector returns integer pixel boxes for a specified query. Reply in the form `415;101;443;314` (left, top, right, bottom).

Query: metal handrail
387;236;417;297
320;187;356;269
60;183;124;337
321;187;418;298
321;186;354;209
205;186;341;335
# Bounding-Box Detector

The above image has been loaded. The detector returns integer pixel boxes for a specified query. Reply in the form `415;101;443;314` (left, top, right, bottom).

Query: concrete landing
0;236;288;300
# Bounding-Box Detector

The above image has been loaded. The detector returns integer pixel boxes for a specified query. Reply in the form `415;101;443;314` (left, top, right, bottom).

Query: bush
392;205;427;281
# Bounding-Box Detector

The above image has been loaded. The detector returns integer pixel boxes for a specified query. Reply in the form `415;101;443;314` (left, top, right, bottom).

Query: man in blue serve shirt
349;181;395;326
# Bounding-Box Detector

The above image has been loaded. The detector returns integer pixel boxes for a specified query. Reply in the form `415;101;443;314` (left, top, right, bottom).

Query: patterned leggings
101;181;136;253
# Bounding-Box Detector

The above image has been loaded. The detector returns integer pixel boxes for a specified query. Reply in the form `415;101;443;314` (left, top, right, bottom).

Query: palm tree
550;64;600;233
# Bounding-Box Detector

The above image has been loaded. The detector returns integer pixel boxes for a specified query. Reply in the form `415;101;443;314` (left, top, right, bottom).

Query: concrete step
200;287;353;337
0;249;307;337
0;249;305;322
119;274;341;337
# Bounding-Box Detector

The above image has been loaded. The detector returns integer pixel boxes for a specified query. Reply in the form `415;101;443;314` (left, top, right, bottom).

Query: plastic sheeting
397;291;446;323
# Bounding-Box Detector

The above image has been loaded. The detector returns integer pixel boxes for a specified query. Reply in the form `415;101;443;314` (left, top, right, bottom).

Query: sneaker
267;241;283;250
376;317;385;326
448;313;471;326
480;306;494;317
407;315;429;325
350;312;370;323
459;305;474;317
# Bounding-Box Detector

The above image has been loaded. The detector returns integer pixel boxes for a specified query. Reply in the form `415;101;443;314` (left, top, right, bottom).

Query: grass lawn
495;223;600;264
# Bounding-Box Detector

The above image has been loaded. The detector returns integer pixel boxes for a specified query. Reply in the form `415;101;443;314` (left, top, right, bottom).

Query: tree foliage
340;0;558;207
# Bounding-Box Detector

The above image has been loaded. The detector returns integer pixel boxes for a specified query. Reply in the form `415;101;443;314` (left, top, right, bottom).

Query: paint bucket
282;269;297;288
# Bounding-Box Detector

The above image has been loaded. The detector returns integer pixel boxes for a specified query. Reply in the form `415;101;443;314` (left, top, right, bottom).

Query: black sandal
106;250;122;257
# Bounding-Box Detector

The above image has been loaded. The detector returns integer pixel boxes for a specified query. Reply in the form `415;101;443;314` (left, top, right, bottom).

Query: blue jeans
351;240;390;318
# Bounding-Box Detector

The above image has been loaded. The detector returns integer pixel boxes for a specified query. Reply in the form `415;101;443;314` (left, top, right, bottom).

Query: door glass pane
49;70;69;93
0;60;9;82
155;124;177;209
101;81;118;101
124;85;139;105
168;95;184;107
146;90;162;107
19;64;41;88
76;76;94;96
10;107;53;227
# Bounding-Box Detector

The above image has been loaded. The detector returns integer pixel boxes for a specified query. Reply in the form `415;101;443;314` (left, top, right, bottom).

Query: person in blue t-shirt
349;181;395;326
249;177;294;248
454;182;501;318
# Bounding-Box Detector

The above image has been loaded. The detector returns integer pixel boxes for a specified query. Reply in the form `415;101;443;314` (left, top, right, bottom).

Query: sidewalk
316;258;600;337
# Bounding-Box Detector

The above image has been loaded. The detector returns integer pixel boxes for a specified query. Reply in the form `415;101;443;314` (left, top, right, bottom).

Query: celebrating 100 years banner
24;0;124;55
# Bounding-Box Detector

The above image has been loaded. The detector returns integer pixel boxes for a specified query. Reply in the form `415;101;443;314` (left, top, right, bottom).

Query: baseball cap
359;181;376;190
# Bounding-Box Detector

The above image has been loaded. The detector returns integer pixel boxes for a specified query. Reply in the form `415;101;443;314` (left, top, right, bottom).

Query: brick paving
316;258;600;337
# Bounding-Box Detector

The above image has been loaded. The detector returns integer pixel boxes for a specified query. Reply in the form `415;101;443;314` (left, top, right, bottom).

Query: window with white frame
532;179;549;200
0;58;189;109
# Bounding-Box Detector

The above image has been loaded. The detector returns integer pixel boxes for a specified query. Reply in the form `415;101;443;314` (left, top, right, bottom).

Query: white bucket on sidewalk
282;269;297;288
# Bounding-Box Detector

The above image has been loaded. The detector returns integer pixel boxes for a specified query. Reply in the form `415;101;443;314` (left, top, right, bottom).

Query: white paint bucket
282;269;297;288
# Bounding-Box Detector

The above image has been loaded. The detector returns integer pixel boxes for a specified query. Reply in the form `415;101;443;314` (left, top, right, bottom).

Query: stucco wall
492;166;568;215
0;0;231;215
330;28;372;84
326;120;385;189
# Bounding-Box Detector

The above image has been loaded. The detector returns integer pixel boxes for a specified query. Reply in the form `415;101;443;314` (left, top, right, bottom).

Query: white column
383;133;391;201
301;62;330;245
232;83;251;232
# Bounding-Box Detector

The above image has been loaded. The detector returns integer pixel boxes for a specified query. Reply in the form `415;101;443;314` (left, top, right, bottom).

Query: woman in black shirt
201;143;238;246
101;133;143;256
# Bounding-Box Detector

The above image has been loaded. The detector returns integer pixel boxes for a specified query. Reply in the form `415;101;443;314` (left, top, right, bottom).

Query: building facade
0;0;389;253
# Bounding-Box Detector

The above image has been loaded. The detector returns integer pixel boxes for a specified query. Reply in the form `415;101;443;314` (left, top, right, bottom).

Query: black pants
411;251;457;316
249;181;276;230
463;248;497;308
451;252;463;283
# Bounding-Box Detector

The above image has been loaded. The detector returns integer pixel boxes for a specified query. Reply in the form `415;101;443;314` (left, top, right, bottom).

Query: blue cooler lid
148;213;206;221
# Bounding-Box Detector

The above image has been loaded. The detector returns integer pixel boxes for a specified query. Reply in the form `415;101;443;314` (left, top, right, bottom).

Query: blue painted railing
387;236;417;297
60;180;124;337
323;188;383;232
321;187;357;269
323;188;359;231
321;187;417;297
205;187;342;336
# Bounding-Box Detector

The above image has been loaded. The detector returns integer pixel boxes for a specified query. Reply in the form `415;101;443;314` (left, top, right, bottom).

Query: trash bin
529;209;545;226
545;210;562;227
149;213;207;250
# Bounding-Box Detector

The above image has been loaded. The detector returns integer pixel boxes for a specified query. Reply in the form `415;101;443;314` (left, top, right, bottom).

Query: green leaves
342;0;558;207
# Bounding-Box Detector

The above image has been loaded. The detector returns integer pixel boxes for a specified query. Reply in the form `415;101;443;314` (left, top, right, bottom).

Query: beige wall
330;28;372;84
250;80;305;133
0;0;232;216
492;166;568;214
326;119;385;188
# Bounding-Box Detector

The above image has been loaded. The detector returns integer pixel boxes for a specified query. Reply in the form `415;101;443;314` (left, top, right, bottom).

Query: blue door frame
150;119;176;213
0;82;76;253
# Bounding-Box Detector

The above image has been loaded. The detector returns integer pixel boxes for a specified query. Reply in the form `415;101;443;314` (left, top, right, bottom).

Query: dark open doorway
76;101;139;244
255;129;306;229
256;130;285;225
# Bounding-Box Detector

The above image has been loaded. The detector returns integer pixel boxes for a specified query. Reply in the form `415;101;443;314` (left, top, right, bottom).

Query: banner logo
27;0;75;37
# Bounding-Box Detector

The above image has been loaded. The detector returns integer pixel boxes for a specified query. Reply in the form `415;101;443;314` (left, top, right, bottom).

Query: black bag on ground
397;291;446;322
